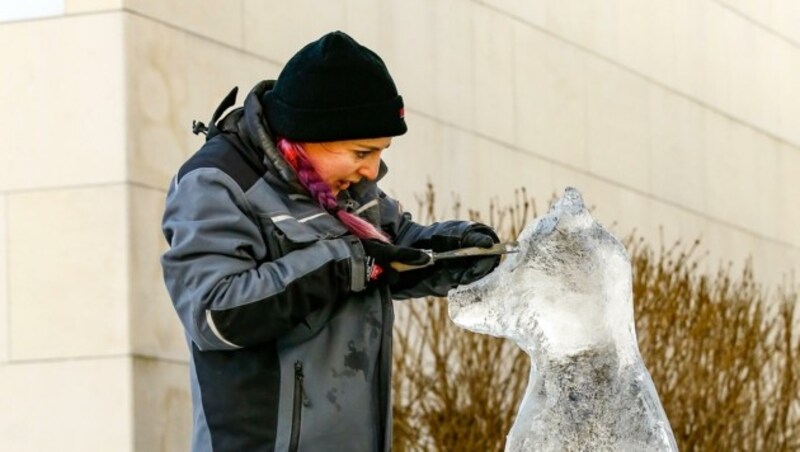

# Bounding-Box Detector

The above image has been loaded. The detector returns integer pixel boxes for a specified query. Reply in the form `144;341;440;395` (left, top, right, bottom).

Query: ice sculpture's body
448;188;678;452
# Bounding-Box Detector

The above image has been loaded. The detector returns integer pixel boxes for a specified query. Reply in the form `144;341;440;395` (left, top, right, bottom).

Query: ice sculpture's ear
535;215;559;235
555;187;587;216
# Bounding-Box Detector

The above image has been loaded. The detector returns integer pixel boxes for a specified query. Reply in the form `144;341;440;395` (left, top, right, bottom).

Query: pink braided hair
276;137;390;242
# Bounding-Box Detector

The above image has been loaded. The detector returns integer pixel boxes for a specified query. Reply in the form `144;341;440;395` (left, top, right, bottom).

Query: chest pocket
258;214;321;260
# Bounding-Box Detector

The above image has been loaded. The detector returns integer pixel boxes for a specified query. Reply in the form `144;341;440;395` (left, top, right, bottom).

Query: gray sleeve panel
161;168;360;350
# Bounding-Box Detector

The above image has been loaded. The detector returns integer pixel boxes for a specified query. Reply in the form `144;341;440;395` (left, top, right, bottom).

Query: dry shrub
631;238;800;451
392;186;800;451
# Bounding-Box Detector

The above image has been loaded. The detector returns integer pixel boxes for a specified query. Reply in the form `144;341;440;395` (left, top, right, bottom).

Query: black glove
445;228;501;285
360;240;432;286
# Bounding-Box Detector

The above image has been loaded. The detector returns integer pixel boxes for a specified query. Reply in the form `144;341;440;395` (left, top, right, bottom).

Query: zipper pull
343;198;358;213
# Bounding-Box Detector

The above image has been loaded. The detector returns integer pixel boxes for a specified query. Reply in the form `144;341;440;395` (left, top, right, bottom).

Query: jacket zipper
289;361;304;452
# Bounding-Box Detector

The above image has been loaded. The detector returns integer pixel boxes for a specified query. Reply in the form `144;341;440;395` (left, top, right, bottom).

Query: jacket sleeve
377;191;492;299
161;168;367;351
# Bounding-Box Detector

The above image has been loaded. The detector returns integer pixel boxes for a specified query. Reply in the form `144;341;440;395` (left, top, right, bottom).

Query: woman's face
303;137;392;195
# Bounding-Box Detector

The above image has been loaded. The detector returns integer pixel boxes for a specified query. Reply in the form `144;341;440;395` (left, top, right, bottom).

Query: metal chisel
391;241;520;272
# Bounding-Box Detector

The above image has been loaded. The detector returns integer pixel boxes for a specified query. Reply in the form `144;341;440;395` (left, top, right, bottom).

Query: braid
280;139;339;211
277;138;389;242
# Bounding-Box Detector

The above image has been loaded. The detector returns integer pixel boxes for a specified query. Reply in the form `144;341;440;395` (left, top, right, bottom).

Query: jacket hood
234;80;306;194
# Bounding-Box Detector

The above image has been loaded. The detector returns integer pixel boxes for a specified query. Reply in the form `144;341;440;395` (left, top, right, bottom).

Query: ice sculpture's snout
447;250;508;335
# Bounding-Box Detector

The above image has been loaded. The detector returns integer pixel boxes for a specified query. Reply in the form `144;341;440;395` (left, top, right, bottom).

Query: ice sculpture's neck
533;344;623;389
514;341;643;415
506;345;634;450
505;343;675;451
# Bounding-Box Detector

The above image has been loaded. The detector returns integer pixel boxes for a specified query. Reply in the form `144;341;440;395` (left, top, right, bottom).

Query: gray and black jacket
161;82;490;452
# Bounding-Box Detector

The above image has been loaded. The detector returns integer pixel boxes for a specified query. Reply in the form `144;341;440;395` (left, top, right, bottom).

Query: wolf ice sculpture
448;188;678;452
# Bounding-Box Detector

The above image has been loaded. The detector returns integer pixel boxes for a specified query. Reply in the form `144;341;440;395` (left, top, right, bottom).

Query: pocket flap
266;214;320;244
261;209;351;245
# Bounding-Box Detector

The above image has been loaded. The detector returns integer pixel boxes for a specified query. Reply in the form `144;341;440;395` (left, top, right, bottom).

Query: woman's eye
355;151;370;159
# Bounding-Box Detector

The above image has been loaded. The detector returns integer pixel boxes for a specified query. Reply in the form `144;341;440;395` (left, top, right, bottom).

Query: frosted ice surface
448;188;678;452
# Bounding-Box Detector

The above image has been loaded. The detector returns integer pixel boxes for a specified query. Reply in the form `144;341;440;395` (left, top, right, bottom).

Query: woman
161;31;500;452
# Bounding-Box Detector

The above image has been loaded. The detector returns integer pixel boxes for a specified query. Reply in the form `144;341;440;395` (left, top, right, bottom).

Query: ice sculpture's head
448;187;635;355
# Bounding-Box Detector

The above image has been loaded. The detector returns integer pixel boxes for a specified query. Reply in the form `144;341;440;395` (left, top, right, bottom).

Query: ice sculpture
448;188;678;452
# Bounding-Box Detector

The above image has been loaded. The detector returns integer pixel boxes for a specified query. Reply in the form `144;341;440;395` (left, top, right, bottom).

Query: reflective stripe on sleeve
205;310;243;349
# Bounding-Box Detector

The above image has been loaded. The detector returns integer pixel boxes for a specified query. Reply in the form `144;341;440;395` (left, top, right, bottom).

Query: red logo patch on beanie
399;107;405;119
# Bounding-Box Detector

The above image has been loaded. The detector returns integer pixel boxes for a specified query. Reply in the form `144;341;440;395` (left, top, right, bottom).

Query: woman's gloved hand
443;227;501;285
462;229;495;248
360;240;432;286
457;230;501;284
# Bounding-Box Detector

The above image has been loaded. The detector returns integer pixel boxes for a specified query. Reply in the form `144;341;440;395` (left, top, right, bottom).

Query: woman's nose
358;158;381;181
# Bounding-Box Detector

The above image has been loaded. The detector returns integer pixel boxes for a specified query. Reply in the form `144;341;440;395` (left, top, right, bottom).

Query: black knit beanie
262;31;407;142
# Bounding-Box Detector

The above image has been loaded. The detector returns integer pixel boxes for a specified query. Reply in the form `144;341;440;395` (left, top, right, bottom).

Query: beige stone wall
0;0;797;450
379;0;800;288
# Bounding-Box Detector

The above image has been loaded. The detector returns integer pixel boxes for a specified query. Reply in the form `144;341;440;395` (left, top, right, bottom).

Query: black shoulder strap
191;86;239;141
